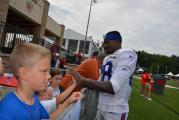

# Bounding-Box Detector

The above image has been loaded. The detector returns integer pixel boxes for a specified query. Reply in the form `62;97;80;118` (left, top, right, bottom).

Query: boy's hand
67;92;81;104
71;76;77;87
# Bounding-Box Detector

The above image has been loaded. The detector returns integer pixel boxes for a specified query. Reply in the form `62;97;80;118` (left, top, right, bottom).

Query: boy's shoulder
0;92;18;109
1;92;16;103
0;92;18;117
0;92;49;119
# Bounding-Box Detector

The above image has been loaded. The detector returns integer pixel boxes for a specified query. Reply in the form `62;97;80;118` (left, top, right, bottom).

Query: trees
136;51;179;74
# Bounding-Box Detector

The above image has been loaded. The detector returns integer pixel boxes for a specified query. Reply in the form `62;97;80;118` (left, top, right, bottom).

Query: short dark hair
50;68;61;77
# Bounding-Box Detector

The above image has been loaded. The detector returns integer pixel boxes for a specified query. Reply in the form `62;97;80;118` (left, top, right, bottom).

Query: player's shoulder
115;48;136;55
115;48;137;59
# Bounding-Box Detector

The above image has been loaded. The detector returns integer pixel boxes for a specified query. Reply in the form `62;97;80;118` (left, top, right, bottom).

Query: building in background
0;0;65;52
62;29;99;58
0;0;65;72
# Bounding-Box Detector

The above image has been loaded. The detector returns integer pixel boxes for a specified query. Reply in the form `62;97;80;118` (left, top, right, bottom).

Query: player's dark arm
69;68;115;94
83;78;115;94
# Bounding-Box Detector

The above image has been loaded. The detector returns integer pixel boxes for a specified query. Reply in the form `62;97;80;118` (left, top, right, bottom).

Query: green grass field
166;80;179;88
128;78;179;120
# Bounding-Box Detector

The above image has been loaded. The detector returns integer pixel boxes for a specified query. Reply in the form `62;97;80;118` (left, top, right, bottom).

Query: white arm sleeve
40;98;57;114
110;50;137;94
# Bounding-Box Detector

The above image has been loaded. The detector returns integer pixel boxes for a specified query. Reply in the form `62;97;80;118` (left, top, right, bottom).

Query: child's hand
66;77;77;87
67;92;81;104
71;76;77;87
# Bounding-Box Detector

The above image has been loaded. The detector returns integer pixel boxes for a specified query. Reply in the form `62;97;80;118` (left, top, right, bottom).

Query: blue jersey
0;92;49;120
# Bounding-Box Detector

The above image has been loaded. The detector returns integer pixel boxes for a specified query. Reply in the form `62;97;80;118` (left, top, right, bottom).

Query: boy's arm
50;92;81;119
56;79;76;105
50;99;70;119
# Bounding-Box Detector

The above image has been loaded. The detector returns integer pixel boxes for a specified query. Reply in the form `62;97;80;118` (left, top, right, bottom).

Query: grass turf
166;80;179;88
128;78;179;120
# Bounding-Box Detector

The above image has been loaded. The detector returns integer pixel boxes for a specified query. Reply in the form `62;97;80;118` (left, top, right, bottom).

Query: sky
48;0;179;56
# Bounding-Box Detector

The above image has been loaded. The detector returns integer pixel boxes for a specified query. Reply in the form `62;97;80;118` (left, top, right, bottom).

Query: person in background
140;70;152;101
65;49;70;63
75;51;82;65
0;57;4;78
91;51;99;59
0;57;4;98
59;58;67;77
49;68;63;96
50;40;60;68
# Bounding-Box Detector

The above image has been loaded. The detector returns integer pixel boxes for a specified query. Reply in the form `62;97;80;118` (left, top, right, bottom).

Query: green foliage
136;50;179;74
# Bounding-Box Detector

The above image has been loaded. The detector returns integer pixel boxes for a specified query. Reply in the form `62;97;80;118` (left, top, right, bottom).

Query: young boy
48;68;63;97
0;43;81;119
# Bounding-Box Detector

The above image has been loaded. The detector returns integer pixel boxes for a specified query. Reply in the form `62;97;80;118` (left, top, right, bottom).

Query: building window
68;39;78;52
79;41;90;54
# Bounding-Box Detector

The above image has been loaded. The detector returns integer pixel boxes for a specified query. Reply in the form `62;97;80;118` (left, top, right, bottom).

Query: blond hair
9;43;51;77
